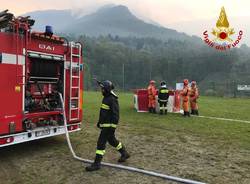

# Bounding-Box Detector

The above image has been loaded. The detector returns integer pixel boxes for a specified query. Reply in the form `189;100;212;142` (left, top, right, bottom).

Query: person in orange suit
190;81;199;115
180;79;190;117
147;80;157;113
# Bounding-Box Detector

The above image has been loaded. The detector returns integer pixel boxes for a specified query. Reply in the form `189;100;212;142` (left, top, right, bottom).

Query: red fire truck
0;10;83;147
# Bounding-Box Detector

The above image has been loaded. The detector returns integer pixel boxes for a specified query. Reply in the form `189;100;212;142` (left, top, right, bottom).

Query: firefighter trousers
190;100;198;110
148;99;156;108
182;101;189;112
159;101;167;114
96;127;121;155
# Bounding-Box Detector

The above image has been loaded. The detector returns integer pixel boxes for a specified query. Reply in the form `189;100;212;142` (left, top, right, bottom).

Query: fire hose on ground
58;93;206;184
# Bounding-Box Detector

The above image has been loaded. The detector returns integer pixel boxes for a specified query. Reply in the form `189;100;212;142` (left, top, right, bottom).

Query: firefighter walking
158;81;169;115
180;79;190;117
147;80;157;113
190;81;199;115
86;80;130;172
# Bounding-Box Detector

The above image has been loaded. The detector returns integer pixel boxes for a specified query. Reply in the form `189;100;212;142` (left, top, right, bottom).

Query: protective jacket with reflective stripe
98;93;119;128
158;86;169;102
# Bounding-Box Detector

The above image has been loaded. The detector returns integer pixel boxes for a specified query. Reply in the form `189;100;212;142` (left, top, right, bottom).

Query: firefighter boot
148;107;152;113
85;154;102;172
183;111;190;117
160;109;163;115
118;146;130;163
164;109;167;115
183;111;187;117
152;108;156;114
190;110;194;115
195;110;199;116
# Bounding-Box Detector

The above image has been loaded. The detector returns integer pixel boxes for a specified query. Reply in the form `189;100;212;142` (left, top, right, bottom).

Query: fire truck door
0;64;23;135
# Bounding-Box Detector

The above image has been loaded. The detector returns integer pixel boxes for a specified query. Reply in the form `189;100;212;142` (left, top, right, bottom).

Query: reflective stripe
96;150;106;155
159;107;164;110
116;142;122;150
1;53;25;65
159;100;168;102
99;124;117;128
101;103;110;110
160;89;169;93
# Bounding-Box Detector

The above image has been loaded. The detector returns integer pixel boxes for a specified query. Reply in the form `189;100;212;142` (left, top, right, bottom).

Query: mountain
24;9;76;31
64;5;196;41
24;5;200;42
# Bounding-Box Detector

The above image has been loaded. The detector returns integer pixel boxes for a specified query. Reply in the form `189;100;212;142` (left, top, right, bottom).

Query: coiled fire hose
59;93;206;184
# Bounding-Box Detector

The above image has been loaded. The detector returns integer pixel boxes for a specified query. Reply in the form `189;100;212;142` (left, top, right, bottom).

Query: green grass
85;92;250;149
0;92;250;184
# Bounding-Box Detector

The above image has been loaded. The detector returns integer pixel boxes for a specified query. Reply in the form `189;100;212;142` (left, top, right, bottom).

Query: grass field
0;91;250;184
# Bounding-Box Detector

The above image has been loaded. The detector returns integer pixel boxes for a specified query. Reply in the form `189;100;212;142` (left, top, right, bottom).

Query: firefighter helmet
100;80;114;92
160;81;166;86
191;81;197;87
183;79;189;86
150;80;156;84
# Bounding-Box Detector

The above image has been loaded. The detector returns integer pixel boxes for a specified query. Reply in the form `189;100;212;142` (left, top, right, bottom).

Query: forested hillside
72;35;250;96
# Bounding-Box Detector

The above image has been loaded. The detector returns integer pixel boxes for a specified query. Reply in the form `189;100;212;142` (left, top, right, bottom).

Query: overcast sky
2;0;250;24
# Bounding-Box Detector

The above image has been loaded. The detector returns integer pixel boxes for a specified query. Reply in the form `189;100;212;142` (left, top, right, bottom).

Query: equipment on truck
0;10;83;147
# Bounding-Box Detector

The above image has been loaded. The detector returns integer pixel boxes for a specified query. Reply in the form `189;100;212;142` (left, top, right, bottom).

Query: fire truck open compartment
23;56;65;131
27;56;64;110
0;10;83;146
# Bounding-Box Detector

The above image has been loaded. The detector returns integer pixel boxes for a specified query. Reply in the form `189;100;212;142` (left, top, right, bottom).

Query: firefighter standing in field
147;80;157;113
158;81;169;115
190;81;199;115
180;79;190;117
86;80;130;172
